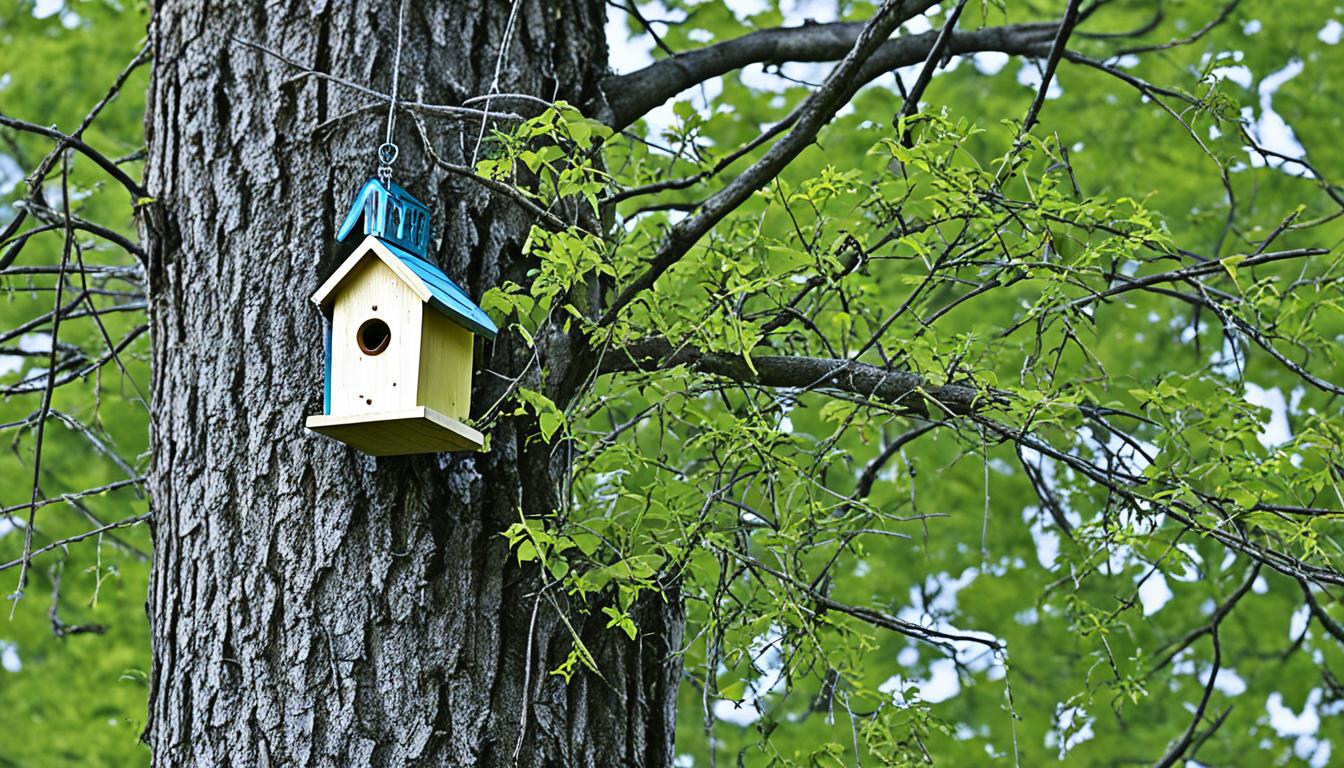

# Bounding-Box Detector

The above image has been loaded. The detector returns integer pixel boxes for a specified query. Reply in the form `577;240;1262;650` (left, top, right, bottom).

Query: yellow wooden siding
328;255;423;416
417;307;474;420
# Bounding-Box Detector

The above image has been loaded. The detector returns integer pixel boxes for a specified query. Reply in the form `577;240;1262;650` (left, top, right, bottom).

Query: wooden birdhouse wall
328;256;423;416
418;308;474;420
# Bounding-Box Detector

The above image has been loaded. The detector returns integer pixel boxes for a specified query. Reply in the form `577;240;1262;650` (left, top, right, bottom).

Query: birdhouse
305;178;498;455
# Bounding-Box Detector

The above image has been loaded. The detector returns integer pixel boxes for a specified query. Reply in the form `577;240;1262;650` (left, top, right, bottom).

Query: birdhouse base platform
306;406;485;455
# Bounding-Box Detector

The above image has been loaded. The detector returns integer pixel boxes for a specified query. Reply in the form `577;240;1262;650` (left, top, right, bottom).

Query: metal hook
377;142;398;186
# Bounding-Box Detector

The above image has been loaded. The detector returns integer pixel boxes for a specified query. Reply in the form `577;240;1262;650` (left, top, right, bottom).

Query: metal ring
377;142;399;166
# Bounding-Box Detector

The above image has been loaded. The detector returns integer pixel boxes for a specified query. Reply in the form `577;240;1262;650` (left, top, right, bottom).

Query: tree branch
602;2;936;130
894;0;968;138
600;1;940;324
0;114;148;200
603;13;1059;131
596;21;1061;323
597;337;987;415
0;512;153;574
1019;0;1082;135
1155;622;1222;768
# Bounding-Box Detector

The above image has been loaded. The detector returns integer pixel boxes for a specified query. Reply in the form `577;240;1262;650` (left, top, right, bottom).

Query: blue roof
376;238;499;341
336;178;497;341
337;178;432;258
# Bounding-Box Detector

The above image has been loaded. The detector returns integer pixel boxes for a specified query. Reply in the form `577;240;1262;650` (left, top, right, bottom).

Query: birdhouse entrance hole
358;318;391;356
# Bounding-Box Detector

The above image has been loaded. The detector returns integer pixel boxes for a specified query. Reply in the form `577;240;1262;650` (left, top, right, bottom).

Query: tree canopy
3;0;1344;765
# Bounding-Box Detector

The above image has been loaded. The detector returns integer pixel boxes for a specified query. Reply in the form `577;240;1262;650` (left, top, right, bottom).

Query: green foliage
540;1;1344;765
0;2;151;766
7;1;1344;766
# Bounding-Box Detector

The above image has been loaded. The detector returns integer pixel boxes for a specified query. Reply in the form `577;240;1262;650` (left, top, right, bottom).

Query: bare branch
602;3;938;130
1019;0;1082;135
894;0;968;139
0;325;149;396
15;202;148;264
1155;622;1223;768
0;512;153;574
9;152;75;612
603;13;1060;131
0;114;149;200
726;547;1003;652
1115;0;1241;56
231;36;524;125
409;113;575;233
597;337;986;416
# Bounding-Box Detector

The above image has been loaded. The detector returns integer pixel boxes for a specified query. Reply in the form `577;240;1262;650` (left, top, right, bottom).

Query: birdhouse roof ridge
311;235;498;340
376;237;499;340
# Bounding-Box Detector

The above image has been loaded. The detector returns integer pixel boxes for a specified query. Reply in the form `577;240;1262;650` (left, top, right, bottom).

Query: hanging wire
470;0;526;167
378;0;407;186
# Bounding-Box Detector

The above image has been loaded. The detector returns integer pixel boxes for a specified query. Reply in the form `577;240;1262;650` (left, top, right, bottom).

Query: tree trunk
141;1;681;765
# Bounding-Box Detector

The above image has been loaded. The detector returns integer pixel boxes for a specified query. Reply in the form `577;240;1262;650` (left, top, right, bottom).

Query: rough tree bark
141;1;681;765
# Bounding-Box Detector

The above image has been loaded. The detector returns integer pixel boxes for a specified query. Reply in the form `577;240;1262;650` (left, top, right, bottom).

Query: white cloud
1210;64;1253;89
1024;505;1061;569
973;52;1010;76
1200;666;1247;696
1244;383;1293;448
1243;59;1310;176
1052;705;1096;758
1318;19;1343;44
724;0;771;16
919;658;961;702
882;659;962;703
712;626;786;727
0;642;19;673
886;567;1006;698
1138;571;1173;616
32;0;62;19
0;153;21;196
903;14;933;35
1290;604;1311;639
1170;543;1204;583
1016;62;1063;100
788;0;840;23
0;355;22;378
1267;689;1321;736
712;698;759;726
18;333;51;354
1212;335;1243;378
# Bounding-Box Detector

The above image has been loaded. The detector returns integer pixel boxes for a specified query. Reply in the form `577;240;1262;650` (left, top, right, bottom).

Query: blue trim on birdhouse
322;318;332;414
337;178;432;258
377;238;500;340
